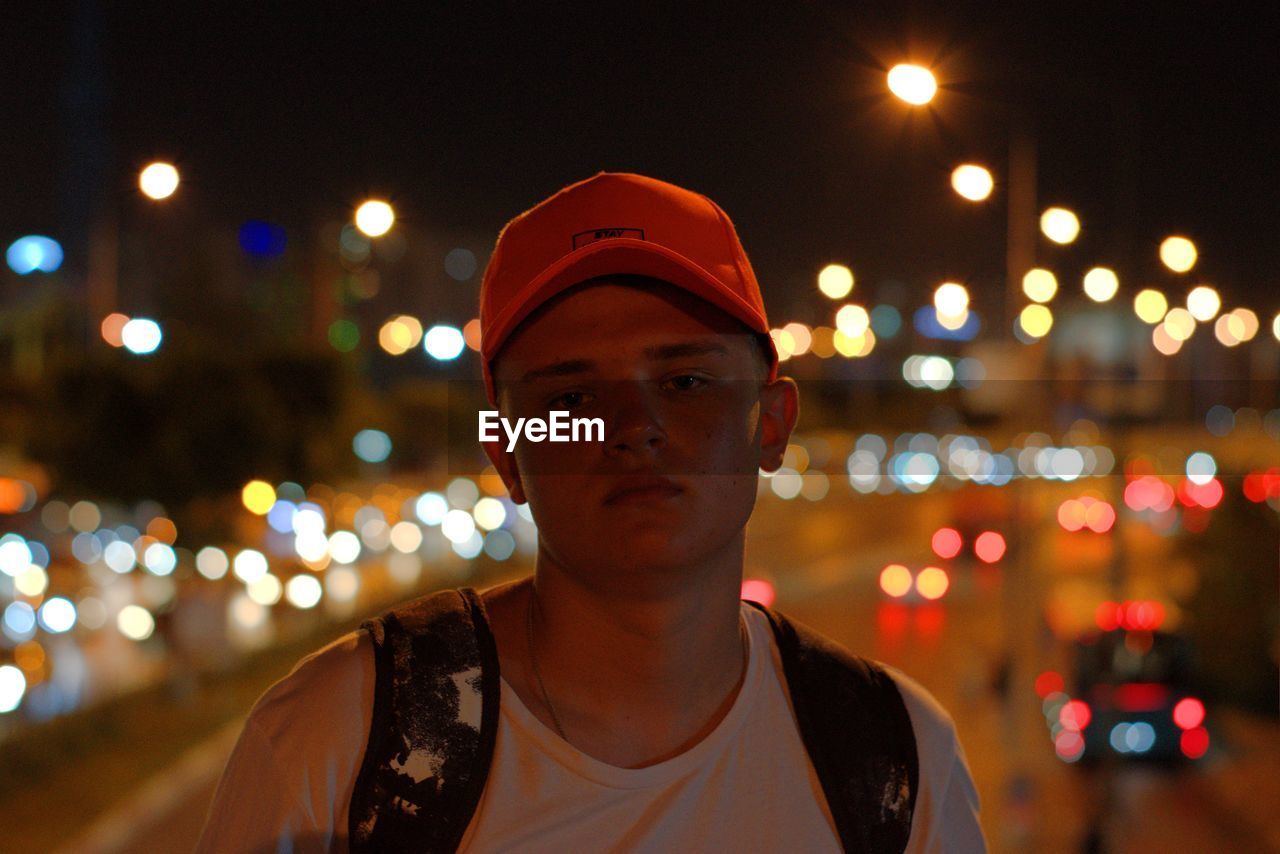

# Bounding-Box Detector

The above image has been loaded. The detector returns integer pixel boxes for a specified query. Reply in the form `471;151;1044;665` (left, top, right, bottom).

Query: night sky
6;1;1278;323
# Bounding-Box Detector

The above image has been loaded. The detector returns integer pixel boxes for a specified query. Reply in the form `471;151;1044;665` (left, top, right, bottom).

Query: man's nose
603;383;667;459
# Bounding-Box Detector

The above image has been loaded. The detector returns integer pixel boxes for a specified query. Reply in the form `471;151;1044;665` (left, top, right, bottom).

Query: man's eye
549;390;592;409
664;374;707;392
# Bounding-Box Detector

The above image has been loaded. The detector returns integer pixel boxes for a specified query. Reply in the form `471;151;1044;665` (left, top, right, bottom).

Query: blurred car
1046;601;1211;765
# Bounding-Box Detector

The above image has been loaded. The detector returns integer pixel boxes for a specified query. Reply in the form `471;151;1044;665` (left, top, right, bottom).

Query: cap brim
484;239;769;362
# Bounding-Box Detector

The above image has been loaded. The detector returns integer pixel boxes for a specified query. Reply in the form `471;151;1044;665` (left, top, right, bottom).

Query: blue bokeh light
353;429;392;463
238;220;288;259
6;236;64;275
913;305;980;341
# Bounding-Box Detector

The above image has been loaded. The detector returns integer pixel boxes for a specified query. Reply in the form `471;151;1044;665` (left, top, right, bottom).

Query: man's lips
603;476;685;505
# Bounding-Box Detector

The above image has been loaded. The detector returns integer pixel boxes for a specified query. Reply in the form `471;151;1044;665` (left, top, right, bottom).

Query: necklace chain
524;584;750;744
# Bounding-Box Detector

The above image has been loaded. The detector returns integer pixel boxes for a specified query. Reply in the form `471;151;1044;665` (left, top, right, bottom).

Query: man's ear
481;434;528;505
757;377;800;472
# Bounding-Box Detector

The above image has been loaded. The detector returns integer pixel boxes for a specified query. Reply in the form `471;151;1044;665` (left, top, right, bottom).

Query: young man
198;173;984;852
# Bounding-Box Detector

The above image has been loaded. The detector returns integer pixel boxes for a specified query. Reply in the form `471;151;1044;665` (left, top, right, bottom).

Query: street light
886;64;937;105
1186;285;1221;322
817;263;854;299
1159;235;1197;273
1083;267;1119;302
355;200;395;238
951;164;994;202
1039;207;1080;245
138;162;180;200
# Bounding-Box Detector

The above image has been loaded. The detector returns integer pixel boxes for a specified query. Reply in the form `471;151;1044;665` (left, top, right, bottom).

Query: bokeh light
1018;304;1054;338
1040;207;1079;244
1186;285;1221;322
951;164;994;201
879;564;913;598
818;264;854;299
117;605;155;641
933;283;969;317
1082;267;1119;302
887;63;937;105
285;574;323;609
1134;289;1169;324
0;665;26;713
835;304;871;338
931;527;962;559
741;578;776;607
328;319;360;352
121;318;163;354
353;429;392;464
241;480;276;515
354;200;395;237
424;325;465;360
915;567;949;600
1160;235;1197;273
974;531;1007;563
6;235;64;275
238;220;288;259
138;162;180;200
1022;269;1058;303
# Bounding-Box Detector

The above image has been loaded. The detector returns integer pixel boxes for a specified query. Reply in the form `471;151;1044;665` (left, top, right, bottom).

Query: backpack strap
349;587;500;853
745;600;919;853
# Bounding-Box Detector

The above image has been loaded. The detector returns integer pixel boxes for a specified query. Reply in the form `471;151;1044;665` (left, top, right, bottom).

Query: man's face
485;279;797;591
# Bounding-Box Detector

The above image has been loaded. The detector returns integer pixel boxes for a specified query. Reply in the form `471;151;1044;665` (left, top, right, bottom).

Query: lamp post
888;64;1042;839
886;63;1038;334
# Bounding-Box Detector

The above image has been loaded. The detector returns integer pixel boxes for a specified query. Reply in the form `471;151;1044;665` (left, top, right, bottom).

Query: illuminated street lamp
1160;235;1197;273
138;162;180;200
951;164;994;202
355;200;396;238
1083;267;1119;302
933;282;970;316
1185;285;1221;322
817;264;854;299
887;64;937;105
1022;268;1058;303
1040;207;1080;244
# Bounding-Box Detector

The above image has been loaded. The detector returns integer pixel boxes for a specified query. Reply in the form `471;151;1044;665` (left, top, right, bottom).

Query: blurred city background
2;3;1277;852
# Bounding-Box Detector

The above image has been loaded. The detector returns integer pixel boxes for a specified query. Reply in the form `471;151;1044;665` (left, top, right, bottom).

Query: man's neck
483;545;749;768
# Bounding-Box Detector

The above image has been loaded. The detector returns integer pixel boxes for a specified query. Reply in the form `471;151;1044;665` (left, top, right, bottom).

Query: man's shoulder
247;629;375;747
877;664;963;774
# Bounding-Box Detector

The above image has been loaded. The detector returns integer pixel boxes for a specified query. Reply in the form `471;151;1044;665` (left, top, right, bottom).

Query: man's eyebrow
516;341;732;383
519;359;595;383
643;340;732;360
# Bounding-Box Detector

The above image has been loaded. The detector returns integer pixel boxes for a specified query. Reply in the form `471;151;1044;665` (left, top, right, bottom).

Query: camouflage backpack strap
744;600;919;853
349;587;501;853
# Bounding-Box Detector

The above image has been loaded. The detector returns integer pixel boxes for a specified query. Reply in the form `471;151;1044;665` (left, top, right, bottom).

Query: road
65;478;1279;853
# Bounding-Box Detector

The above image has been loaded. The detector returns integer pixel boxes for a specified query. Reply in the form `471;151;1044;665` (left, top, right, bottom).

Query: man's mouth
603;476;685;505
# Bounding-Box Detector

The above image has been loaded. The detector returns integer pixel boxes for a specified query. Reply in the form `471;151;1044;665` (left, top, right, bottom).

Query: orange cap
478;172;778;403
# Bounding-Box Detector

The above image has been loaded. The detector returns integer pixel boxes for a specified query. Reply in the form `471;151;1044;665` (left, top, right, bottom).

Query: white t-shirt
197;604;985;853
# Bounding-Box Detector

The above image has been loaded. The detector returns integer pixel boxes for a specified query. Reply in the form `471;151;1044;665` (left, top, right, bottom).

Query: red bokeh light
931;527;963;559
1059;699;1092;732
1084;500;1116;533
1124;476;1176;512
1173;697;1205;730
974;530;1007;563
1034;670;1065;698
1179;478;1223;509
740;578;776;607
1095;601;1122;631
1121;600;1166;631
1054;729;1085;761
1180;726;1210;759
